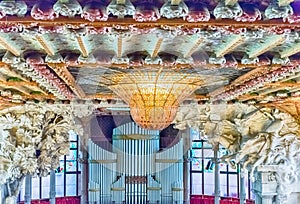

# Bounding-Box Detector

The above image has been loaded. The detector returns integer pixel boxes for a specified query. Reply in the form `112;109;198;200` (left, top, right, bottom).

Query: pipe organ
88;141;117;204
88;122;184;204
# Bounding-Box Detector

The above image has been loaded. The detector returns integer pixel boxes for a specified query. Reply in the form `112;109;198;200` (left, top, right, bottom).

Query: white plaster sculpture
213;1;243;19
106;0;136;17
53;0;83;17
264;2;293;20
173;102;300;203
0;103;74;202
160;0;189;19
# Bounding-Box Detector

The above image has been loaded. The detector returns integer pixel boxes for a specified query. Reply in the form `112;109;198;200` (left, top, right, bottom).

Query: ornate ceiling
0;0;300;115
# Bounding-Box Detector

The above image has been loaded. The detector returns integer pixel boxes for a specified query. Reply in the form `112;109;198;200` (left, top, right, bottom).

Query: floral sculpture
173;103;300;204
0;103;73;202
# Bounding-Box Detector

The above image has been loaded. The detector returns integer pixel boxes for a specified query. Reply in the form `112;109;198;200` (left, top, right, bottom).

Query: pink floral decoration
31;1;59;20
235;4;261;22
82;2;108;21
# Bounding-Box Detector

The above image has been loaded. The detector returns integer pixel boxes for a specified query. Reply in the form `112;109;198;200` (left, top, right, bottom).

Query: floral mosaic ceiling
0;0;299;114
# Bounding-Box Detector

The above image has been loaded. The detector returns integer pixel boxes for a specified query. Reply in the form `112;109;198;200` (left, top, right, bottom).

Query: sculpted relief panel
173;103;300;203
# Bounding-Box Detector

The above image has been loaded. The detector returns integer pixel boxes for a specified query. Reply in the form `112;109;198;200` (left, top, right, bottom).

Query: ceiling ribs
258;87;287;95
248;72;300;95
265;82;300;89
0;66;29;82
0;81;43;95
184;37;203;58
116;0;126;4
256;83;300;95
76;36;88;57
237;93;264;100
225;0;238;5
171;0;182;5
0;74;6;81
278;0;294;6
86;93;115;100
74;61;281;70
35;35;55;56
47;63;86;99
230;68;267;87
0;36;20;56
117;37;123;58
152;38;163;58
247;35;285;58
280;42;300;58
1;17;300;29
215;35;244;57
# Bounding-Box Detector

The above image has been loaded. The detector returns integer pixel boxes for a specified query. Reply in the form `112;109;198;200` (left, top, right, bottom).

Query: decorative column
213;145;220;204
182;129;191;203
239;167;246;204
49;170;56;204
80;149;89;204
0;185;3;204
252;165;277;204
78;116;92;204
24;175;32;204
72;100;95;204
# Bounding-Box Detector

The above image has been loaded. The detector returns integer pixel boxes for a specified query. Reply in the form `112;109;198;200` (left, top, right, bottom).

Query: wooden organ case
88;122;184;204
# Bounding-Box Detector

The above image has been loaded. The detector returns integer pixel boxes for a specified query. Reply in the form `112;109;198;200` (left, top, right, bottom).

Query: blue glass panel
41;175;50;199
229;174;238;197
192;173;202;194
192;158;202;171
192;142;202;148
66;174;77;196
70;142;77;148
220;174;227;196
56;173;64;197
32;176;40;199
66;150;77;172
203;171;214;195
69;130;78;141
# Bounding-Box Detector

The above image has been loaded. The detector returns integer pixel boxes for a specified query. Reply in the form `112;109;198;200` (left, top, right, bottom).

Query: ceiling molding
278;0;294;7
76;36;89;57
280;42;300;58
225;0;238;6
36;35;55;56
215;35;244;57
184;37;203;58
47;63;86;99
152;38;163;58
247;35;285;58
117;37;123;58
171;0;182;5
0;35;20;56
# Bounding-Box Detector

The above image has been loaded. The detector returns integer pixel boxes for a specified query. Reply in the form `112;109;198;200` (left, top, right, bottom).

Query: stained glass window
190;128;254;200
18;130;81;201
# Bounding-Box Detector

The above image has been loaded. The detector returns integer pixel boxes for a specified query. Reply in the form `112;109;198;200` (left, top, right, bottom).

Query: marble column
213;145;220;204
239;168;246;204
252;165;277;204
81;151;89;204
0;185;3;204
78;116;92;204
182;129;191;203
49;170;56;204
24;175;32;204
